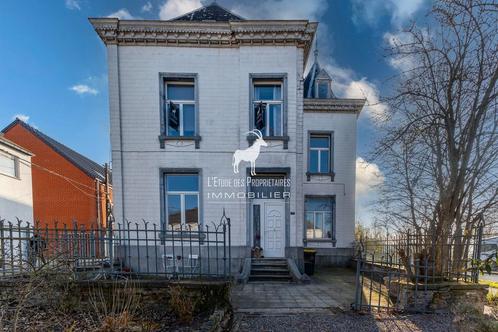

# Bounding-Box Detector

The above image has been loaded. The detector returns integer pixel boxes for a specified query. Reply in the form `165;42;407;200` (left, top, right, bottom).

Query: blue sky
0;0;429;222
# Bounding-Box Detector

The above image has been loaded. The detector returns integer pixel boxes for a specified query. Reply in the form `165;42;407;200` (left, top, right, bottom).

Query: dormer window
316;79;331;99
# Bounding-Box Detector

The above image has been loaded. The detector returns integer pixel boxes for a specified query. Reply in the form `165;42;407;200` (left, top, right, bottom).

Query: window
317;81;330;98
253;81;283;136
0;152;18;178
165;78;196;137
305;197;334;240
309;134;331;173
165;173;199;230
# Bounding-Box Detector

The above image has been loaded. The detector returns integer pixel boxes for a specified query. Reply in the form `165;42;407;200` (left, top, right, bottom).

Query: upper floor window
165;173;199;231
309;134;331;173
253;81;283;137
0;152;18;178
166;79;196;137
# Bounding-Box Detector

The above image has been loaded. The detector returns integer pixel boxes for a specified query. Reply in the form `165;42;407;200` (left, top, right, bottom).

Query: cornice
89;18;317;60
304;98;366;114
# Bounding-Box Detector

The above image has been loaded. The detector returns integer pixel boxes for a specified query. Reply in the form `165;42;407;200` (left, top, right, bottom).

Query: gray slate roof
2;119;106;182
303;60;335;99
171;3;244;22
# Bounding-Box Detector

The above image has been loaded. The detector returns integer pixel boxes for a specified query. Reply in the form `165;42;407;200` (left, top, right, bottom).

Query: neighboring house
91;3;364;270
0;134;34;223
2;119;111;228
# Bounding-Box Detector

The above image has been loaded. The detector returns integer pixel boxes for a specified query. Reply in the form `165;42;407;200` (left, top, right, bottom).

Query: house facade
0;134;34;223
91;3;364;270
2;119;111;228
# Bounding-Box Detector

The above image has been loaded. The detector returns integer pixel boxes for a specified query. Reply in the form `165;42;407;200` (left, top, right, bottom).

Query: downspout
96;179;101;228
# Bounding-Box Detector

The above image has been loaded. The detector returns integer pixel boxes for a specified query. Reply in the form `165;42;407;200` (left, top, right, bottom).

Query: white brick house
91;3;364;272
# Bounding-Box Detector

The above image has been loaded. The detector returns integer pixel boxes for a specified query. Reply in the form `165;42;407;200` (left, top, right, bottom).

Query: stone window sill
304;238;337;247
306;171;335;181
247;135;289;149
159;135;201;149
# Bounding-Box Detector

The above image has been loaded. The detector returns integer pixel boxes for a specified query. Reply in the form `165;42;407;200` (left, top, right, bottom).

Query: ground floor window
165;173;199;230
305;196;334;239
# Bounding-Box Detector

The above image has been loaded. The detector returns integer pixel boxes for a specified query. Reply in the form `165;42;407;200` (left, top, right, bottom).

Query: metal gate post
353;255;362;310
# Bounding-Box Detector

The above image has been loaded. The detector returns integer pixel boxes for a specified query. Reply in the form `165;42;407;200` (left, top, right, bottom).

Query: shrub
168;285;200;324
452;303;498;332
486;292;498;307
89;280;139;331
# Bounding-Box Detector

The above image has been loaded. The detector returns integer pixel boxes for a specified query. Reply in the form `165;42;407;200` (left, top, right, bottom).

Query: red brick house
2;119;111;229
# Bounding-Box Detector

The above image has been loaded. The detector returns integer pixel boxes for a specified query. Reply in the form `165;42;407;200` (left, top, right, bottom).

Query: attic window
317;80;330;99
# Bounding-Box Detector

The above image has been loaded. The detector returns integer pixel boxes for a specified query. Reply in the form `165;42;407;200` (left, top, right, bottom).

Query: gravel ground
232;311;456;332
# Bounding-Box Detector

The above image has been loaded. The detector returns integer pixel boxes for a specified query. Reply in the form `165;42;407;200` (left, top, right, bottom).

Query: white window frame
165;174;200;228
309;134;331;173
166;81;196;137
305;196;334;240
253;82;284;137
0;151;19;179
306;211;333;239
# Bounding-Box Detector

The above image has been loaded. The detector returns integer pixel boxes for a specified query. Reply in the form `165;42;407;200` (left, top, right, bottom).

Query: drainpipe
96;179;101;228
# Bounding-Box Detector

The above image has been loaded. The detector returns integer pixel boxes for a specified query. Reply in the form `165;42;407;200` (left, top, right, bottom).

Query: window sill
247;135;289;149
304;238;337;247
0;173;20;180
160;232;206;243
159;135;201;149
306;171;335;181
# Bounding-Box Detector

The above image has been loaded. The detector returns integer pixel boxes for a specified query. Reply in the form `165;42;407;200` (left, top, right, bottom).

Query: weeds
168;284;200;323
89;279;139;331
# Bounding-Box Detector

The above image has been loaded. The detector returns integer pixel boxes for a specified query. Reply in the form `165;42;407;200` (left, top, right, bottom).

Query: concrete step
251;258;287;262
248;274;293;282
250;268;289;275
251;263;288;270
249;258;293;283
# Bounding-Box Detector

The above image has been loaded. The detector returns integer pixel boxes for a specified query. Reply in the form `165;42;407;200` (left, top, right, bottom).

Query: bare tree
377;0;498;275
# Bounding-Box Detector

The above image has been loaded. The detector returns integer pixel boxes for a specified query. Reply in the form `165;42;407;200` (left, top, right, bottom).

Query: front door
260;201;285;257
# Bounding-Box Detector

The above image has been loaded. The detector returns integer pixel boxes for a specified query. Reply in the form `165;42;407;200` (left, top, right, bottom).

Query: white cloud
159;0;202;20
12;114;29;122
351;0;425;27
69;84;98;96
65;0;81;10
108;9;137;20
142;2;153;13
356;157;384;196
344;78;388;119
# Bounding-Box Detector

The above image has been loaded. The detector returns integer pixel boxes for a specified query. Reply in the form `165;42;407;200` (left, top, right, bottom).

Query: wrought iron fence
353;226;484;312
0;210;231;280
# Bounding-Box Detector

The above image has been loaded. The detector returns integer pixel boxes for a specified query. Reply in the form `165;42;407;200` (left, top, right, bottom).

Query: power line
0;149;108;199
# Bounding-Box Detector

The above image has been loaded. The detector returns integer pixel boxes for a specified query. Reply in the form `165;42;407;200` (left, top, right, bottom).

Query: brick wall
3;124;106;228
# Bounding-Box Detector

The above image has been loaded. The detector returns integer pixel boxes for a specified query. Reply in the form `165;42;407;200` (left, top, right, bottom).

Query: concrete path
231;267;356;313
230;268;455;331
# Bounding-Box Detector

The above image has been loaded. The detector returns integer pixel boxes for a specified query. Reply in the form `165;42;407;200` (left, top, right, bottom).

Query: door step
248;258;293;283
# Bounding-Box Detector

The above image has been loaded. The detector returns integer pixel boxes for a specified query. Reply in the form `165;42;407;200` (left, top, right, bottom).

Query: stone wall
387;279;488;313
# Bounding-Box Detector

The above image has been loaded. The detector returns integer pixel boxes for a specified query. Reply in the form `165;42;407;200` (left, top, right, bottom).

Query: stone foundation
385;278;488;313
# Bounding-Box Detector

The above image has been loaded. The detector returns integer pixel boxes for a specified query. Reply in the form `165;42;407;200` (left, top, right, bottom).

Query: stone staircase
248;258;293;283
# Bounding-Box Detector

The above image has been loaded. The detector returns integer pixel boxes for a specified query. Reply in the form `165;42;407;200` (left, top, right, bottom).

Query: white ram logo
233;129;267;176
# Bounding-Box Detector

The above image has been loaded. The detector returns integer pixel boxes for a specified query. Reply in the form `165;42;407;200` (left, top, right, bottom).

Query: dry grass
88;279;140;331
168;285;200;324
